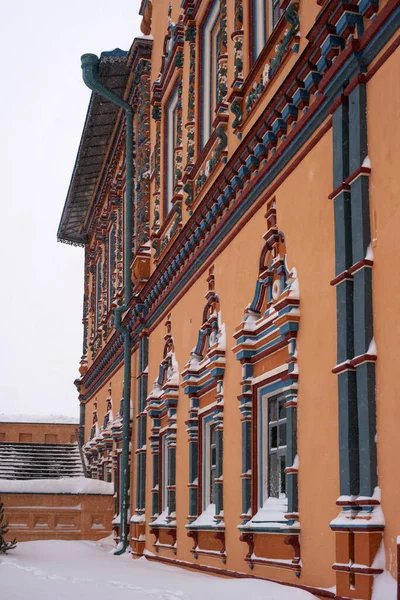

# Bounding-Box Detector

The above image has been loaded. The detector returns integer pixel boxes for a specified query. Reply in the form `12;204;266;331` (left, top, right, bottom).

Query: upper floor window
203;417;217;509
108;225;115;308
165;84;179;215
95;258;102;330
252;0;283;63
260;394;287;507
161;433;170;511
201;0;220;149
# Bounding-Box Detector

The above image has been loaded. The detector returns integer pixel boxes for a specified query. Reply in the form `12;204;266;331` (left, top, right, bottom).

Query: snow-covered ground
0;538;317;600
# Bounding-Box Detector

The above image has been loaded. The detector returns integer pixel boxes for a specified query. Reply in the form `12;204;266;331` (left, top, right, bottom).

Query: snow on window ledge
150;508;176;528
185;503;225;530
240;497;299;532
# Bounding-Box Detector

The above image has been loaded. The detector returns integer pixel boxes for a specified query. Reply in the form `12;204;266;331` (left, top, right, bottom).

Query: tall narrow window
95;259;101;330
203;417;217;509
253;0;267;61
108;225;115;308
165;85;179;215
252;0;284;63
209;424;217;504
267;396;287;499
201;0;220;149
270;0;283;31
260;394;287;505
161;434;170;512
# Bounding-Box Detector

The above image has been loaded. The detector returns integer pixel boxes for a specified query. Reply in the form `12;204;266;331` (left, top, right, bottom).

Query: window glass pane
270;425;277;449
268;452;278;498
272;0;282;30
278;399;286;420
280;455;286;496
279;422;286;447
269;398;277;422
209;424;217;504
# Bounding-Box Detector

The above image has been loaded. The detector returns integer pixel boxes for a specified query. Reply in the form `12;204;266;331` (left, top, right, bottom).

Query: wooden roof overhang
57;49;130;247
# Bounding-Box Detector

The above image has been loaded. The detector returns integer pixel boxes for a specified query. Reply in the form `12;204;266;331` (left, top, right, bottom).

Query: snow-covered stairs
0;442;84;480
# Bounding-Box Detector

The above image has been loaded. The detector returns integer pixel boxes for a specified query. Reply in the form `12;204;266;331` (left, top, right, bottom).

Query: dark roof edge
57;49;128;246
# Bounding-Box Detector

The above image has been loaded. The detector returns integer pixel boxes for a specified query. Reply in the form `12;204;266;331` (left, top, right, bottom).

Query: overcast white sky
0;1;142;418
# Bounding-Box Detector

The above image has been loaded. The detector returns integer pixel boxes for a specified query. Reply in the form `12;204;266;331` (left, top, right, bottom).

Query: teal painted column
284;389;298;515
348;82;377;497
136;335;148;512
151;447;159;517
187;396;199;521
332;96;359;496
240;363;253;520
167;444;176;517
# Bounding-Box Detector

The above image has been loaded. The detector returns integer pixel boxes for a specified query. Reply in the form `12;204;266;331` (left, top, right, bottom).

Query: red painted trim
359;0;399;50
245;556;301;571
343;74;367;98
144;554;336;597
330;271;353;287
332;525;384;532
332;563;383;575
318;40;360;94
328;183;350;200
332;361;355;375
344;166;371;186
347;258;373;276
349;353;377;368
367;34;400;82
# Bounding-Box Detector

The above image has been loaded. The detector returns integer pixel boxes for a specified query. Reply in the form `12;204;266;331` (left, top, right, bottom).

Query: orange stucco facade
2;493;113;542
0;421;78;444
58;1;400;598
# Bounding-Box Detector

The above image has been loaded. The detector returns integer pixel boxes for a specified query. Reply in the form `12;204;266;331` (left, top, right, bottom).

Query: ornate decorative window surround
146;316;179;553
182;268;226;562
200;0;221;150
232;202;301;573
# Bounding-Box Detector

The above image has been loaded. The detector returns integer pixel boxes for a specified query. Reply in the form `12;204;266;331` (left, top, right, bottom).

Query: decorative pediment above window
233;202;300;364
182;269;226;397
146;324;179;430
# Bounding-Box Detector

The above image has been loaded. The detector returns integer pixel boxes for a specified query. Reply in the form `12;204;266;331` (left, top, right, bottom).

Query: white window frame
161;434;169;512
202;416;217;510
95;257;101;330
269;0;283;33
166;86;179;214
108;225;115;308
253;0;267;61
201;0;220;149
259;392;287;508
